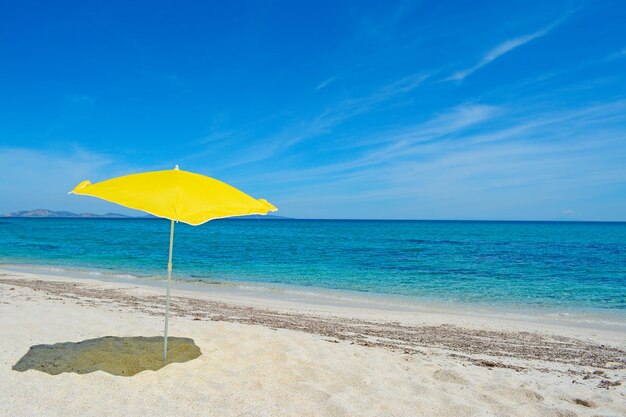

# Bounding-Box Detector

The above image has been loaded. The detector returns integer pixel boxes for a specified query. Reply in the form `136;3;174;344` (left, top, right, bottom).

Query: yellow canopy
70;166;277;225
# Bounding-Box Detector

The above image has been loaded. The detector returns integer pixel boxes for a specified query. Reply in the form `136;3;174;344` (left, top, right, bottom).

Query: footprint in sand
433;369;468;384
572;398;595;408
552;410;578;417
493;387;544;403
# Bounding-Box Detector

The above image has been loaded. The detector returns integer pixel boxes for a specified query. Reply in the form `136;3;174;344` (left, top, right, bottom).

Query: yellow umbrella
70;165;277;360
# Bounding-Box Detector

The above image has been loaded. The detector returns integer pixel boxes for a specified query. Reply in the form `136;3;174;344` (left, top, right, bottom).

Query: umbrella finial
174;165;179;170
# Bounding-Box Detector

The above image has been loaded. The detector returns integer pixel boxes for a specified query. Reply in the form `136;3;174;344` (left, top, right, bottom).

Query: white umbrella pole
163;219;175;361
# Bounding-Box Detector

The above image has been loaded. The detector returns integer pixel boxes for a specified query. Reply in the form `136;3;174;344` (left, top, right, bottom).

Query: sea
1;218;625;313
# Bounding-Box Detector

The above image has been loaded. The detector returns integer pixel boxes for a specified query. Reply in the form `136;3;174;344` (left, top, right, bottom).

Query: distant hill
2;209;292;220
1;209;131;218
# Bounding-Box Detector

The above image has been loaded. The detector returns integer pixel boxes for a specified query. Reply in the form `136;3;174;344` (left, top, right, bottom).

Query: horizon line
3;215;625;223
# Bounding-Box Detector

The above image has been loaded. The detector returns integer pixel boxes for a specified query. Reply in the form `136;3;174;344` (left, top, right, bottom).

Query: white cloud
315;75;337;91
605;47;626;61
66;94;95;105
447;16;568;82
0;147;135;214
245;98;626;220
243;103;500;184
285;73;429;148
216;72;430;169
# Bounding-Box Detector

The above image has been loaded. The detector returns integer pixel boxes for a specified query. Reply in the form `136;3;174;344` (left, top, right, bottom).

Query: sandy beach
1;267;624;417
3;0;626;415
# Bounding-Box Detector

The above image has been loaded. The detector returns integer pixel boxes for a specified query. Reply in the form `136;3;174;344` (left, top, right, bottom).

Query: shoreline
2;269;625;368
1;267;625;416
2;263;626;334
2;266;626;347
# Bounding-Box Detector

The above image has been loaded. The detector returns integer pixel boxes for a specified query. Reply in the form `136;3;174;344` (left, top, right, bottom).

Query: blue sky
1;0;625;220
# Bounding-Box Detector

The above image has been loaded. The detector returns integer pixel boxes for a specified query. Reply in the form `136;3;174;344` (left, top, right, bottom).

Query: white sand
1;268;624;417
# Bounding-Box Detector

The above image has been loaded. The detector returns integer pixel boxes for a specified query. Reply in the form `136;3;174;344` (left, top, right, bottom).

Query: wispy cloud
446;16;569;82
315;75;337;92
286;135;625;219
292;73;428;145
0;146;158;215
66;94;95;105
605;47;626;61
247;98;626;219
249;103;501;183
0;147;115;213
216;72;430;169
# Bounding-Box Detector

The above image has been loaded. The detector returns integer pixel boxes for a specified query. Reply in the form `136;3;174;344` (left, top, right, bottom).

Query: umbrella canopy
70;166;277;360
71;166;277;225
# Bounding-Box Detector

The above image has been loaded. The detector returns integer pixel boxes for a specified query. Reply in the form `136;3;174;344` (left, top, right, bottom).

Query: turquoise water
1;218;625;311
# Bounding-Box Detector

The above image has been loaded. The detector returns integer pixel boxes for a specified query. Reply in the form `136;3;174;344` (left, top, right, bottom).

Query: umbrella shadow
12;336;202;376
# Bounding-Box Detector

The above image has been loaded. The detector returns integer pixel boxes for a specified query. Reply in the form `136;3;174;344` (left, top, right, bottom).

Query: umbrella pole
163;219;175;361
